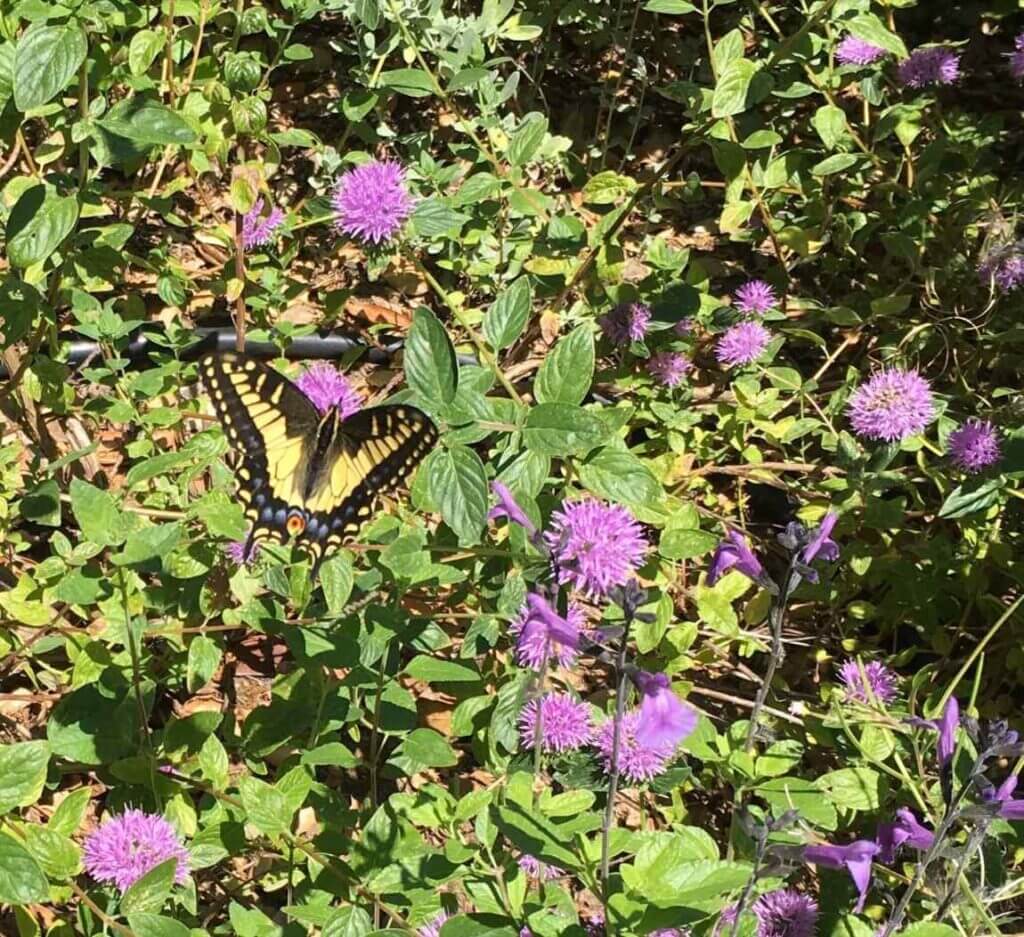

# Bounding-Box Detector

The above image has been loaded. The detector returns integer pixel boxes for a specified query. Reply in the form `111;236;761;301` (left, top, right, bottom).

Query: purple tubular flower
294;362;363;417
647;351;692;387
241;197;286;250
734;279;778;315
596;711;676;783
511;595;585;670
836;35;886;66
948;420;1001;473
634;672;698;750
911;697;960;768
875;808;935;864
707;529;765;587
803;839;879;913
332;159;413;245
1011;34;1024;80
544;499;647;599
802;512;839;565
599;302;652;344
519;693;593;753
83;809;190;893
752;889;818;937
488;481;537;537
715;321;771;367
418;912;449;937
983;775;1024;819
517;854;561;881
847;368;935;442
897;46;961;88
838;659;899;706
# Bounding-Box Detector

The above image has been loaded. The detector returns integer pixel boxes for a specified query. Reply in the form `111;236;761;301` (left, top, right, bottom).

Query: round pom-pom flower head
647;351;692;387
241;197;286;250
83;809;190;893
716;321;771;368
847;368;935;442
839;659;899;705
836;35;886;66
544;498;647;598
751;889;818;937
734;279;777;315
599;302;651;344
596;711;676;783
979;243;1024;293
295;362;363;418
897;46;961;88
519;693;593;753
948;419;1001;473
332;159;413;245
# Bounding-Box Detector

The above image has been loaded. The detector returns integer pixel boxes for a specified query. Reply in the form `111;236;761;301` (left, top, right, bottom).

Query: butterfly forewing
198;352;437;563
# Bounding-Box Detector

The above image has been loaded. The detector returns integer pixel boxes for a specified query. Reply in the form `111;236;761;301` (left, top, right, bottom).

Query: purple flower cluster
544;498;647;598
241;197;286;250
734;279;777;316
519;693;593;753
295;362;363;417
634;671;698;750
333;159;413;245
225;537;260;567
979;244;1024;292
707;529;766;587
716;321;771;368
510;594;586;670
418;912;449;937
83;809;190;893
752;889;818;937
838;659;899;705
983;774;1024;819
836;35;886;66
599;302;651;344
847;368;935;442
518;853;561;881
948;419;1001;473
596;711;678;783
647;351;692;387
897;46;961;88
1011;34;1024;80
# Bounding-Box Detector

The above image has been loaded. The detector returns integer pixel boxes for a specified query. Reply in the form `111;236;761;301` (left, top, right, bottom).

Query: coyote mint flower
519;693;593;753
847;368;935;442
295;362;362;417
948;419;1001;473
83;809;190;893
332;158;413;245
716;321;771;367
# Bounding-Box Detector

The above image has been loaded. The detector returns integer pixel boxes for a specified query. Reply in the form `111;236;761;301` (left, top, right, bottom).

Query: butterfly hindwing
199;352;437;562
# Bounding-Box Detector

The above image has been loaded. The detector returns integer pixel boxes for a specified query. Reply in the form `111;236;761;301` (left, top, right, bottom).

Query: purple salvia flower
647;351;692;387
897;46;961;88
838;659;899;706
332;159;413;245
517;854;561;881
418;912;449;937
599;302;651;344
802;512;839;565
847;368;935;442
634;671;697;750
225;537;260;567
911;696;960;768
241;197;286;250
734;279;778;315
596;711;676;783
519;693;593;753
489;481;537;537
716;321;771;367
707;529;766;587
294;362;363;417
1010;34;1024;80
875;808;935;864
510;594;586;670
982;775;1024;819
836;35;886;66
544;499;647;599
83;809;190;894
752;889;818;937
948;419;1001;473
803;839;879;913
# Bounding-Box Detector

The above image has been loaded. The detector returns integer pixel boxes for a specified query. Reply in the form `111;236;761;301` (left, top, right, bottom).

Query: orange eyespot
286;514;306;537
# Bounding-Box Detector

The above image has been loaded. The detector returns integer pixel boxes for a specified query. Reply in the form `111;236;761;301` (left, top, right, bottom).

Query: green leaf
198;733;230;788
898;926;958;937
483;277;532;350
69;478;128;547
426;444;488;544
128;29;164;77
846;13;908;59
523;404;606;456
0;742;49;815
187;636;222;693
323;907;374;937
712;59;759;118
126;913;192;937
820;767;887;812
534;325;594;405
22;827;79;879
6;185;79;269
507;112;548;166
581;170;637;205
493;803;581;871
393;728;458;771
578;447;661;506
404;655;480;683
811;153;860;177
99;99;197;146
406;307;458;408
659;528;718;560
938;478;1002;519
642;0;697;12
622;852;750;906
14;22;86;111
411;198;471;238
320;552;354;614
380;67;435;97
112;523;182;566
121;857;178;914
239;777;292;836
0;835;48;905
756;776;837;830
811;104;849;150
439;915;520;937
18;480;61;526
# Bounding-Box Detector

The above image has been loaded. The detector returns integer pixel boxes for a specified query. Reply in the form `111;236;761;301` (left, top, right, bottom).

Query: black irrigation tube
0;324;466;378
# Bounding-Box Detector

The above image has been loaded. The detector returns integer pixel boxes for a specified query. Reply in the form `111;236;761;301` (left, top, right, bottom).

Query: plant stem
935;818;990;921
600;614;634;930
77;57;89;190
728;832;768;937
